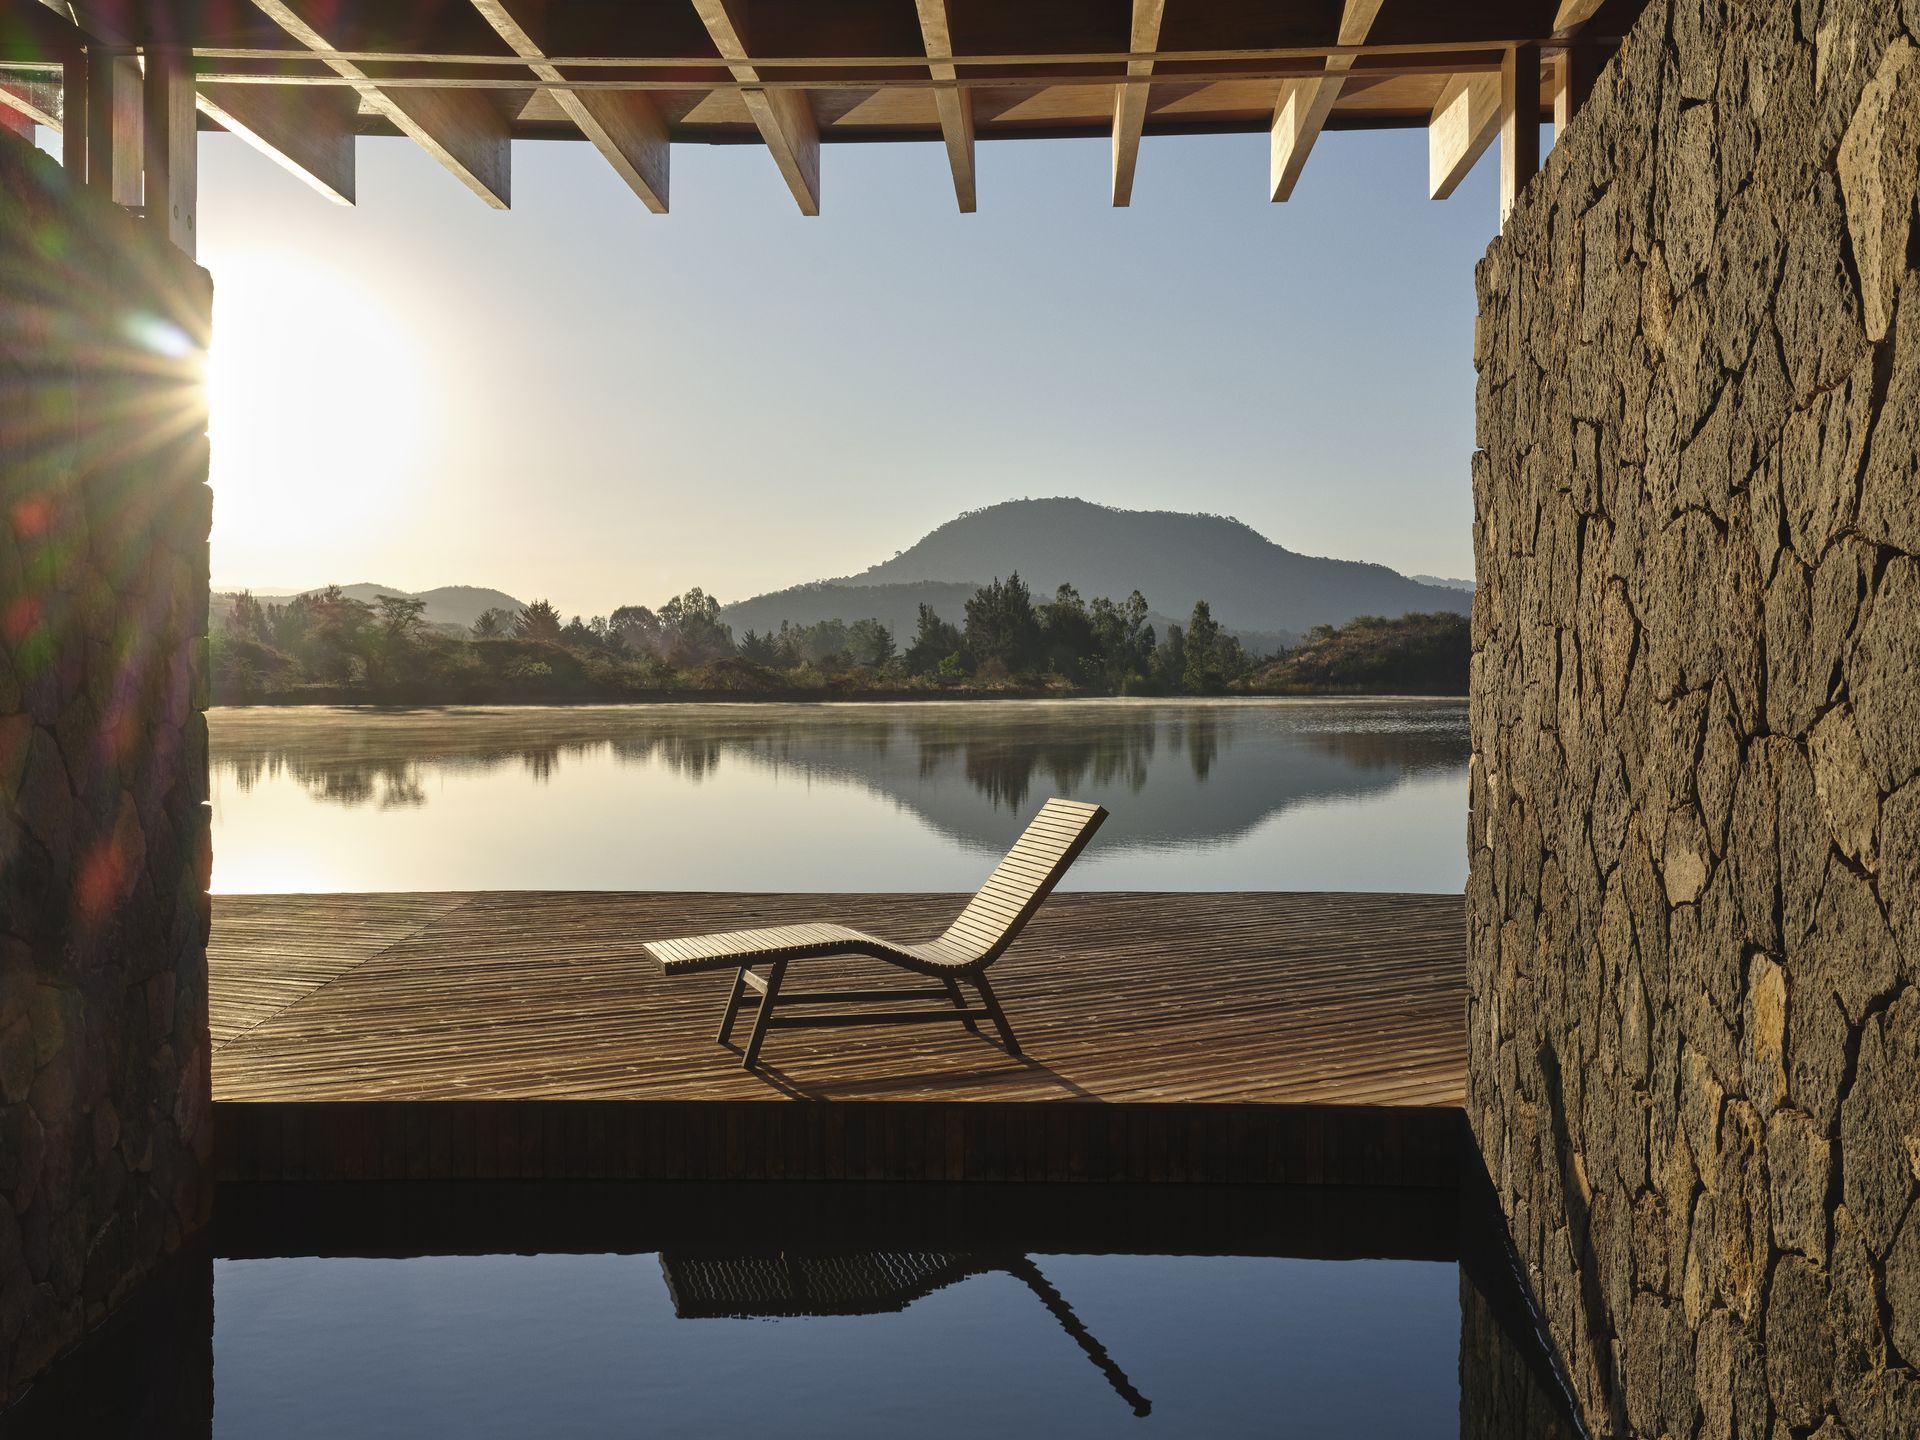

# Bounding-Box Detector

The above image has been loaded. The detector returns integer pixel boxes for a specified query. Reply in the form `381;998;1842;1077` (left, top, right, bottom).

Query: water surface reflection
209;700;1469;893
2;1179;1583;1439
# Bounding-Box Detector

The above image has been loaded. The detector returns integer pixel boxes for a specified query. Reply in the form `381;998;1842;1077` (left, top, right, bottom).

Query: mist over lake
207;699;1469;895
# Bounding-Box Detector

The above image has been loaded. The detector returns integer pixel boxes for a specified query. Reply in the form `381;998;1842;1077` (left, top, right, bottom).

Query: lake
207;699;1469;894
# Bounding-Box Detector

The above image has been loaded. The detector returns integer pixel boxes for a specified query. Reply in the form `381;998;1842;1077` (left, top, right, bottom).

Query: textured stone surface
1470;2;1920;1435
0;136;212;1403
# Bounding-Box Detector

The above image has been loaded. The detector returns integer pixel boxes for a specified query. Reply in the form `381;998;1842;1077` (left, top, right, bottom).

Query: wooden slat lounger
644;798;1108;1069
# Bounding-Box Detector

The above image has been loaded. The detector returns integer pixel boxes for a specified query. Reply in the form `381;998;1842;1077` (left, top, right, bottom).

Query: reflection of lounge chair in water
659;1248;1151;1417
644;799;1108;1069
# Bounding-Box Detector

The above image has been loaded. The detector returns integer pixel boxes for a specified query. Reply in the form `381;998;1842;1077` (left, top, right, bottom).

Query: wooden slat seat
643;798;1108;1068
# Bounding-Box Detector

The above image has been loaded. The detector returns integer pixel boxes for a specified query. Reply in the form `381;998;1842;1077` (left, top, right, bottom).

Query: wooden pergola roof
4;0;1646;227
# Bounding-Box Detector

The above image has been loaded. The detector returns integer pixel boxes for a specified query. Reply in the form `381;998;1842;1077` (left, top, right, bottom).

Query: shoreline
208;686;1469;709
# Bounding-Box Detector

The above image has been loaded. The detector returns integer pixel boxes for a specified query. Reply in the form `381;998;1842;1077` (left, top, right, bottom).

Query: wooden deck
210;891;1467;1186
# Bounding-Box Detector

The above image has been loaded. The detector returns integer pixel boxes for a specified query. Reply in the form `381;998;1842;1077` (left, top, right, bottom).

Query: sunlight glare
204;252;433;572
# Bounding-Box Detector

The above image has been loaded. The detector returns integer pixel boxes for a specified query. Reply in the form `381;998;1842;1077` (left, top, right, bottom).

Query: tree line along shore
210;574;1469;704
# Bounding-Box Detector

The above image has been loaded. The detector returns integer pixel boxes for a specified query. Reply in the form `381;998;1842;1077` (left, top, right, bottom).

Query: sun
202;251;433;575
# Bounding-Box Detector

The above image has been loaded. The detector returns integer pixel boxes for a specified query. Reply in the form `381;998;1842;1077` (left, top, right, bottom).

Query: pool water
4;1182;1583;1439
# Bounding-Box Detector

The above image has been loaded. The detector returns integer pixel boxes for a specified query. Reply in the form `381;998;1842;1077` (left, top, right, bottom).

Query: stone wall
1469;1;1920;1435
0;135;213;1403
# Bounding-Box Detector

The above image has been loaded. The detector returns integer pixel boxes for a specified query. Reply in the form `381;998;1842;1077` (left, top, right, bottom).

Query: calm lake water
207;699;1469;894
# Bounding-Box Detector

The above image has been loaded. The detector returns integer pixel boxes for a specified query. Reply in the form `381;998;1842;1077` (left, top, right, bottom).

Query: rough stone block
1838;38;1920;341
1766;1254;1836;1426
1852;558;1920;794
1857;273;1920;554
1839;991;1920;1256
1809;712;1878;873
1766;1107;1831;1262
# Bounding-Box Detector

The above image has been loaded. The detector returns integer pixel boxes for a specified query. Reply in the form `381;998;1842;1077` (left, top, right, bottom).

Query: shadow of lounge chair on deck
643;798;1108;1069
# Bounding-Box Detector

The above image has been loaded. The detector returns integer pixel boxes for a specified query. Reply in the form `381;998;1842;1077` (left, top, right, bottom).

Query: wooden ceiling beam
914;0;973;212
1269;0;1382;202
1427;70;1500;199
1110;0;1163;207
143;45;196;256
471;0;667;212
196;83;355;204
249;0;511;209
85;48;142;205
1553;43;1603;128
1551;0;1608;33
692;0;819;215
1499;42;1541;224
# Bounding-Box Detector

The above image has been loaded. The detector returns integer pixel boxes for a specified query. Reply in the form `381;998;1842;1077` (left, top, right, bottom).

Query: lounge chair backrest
937;798;1107;964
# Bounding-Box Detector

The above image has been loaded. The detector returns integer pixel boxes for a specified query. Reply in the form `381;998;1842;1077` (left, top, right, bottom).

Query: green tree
226;590;268;642
964;573;1040;672
374;594;428;642
659;587;735;665
1038;583;1095;676
470;608;512;639
558;615;601;650
738;628;781;665
1156;622;1186;692
514;599;564;642
904;604;964;675
299;584;374;683
791;618;850;666
1088;590;1155;689
846;617;896;668
608;604;661;657
1181;600;1248;694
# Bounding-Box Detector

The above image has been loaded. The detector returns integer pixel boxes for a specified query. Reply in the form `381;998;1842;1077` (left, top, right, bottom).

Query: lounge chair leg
942;976;980;1033
742;960;787;1070
717;966;751;1046
973;975;1020;1056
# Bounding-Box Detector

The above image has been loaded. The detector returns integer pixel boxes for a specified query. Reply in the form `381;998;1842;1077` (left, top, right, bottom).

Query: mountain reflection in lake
207;700;1468;894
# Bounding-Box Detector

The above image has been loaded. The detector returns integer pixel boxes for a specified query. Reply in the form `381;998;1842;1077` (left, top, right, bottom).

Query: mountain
214;583;526;631
722;499;1469;644
1409;573;1476;592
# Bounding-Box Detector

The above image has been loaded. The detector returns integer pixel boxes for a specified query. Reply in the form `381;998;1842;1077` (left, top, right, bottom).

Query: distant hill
722;498;1469;644
214;583;526;632
1409;573;1476;593
1249;612;1470;695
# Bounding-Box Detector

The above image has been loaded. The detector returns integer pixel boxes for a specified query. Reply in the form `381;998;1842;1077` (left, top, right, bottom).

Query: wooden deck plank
210;892;1465;1109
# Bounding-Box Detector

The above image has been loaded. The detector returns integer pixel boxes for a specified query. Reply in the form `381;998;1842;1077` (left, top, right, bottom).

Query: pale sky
195;123;1510;618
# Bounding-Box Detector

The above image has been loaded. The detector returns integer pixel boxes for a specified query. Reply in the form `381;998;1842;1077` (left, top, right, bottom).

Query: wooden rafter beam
1427;71;1500;199
914;0;973;212
1499;43;1541;224
1551;0;1608;33
1553;43;1603;128
1269;0;1382;202
1110;0;1163;207
196;83;355;204
249;0;510;209
85;47;141;204
471;0;667;212
143;46;195;256
692;0;818;215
